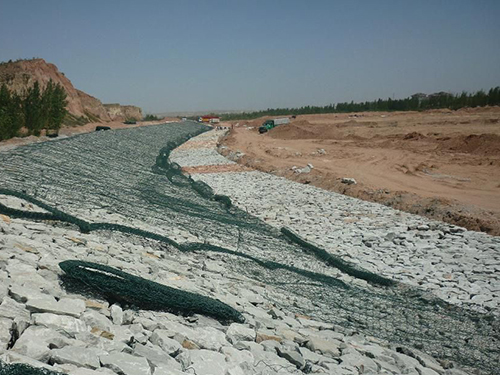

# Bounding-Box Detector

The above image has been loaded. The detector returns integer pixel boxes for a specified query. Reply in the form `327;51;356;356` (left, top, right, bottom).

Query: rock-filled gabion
0;124;499;374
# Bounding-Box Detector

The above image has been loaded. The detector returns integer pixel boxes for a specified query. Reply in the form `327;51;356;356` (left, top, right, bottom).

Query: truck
258;118;290;134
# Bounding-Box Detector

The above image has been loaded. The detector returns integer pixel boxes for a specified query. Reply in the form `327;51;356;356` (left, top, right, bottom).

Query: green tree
48;83;68;130
0;84;24;140
40;79;54;129
24;81;44;135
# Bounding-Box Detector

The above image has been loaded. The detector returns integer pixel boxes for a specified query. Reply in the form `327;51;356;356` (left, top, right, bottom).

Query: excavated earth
219;107;500;235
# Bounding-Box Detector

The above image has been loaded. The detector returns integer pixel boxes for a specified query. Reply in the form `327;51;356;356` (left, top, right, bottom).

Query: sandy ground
220;107;500;235
0;118;179;152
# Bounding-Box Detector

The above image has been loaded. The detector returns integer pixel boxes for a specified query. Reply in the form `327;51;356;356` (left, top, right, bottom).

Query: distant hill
0;59;142;124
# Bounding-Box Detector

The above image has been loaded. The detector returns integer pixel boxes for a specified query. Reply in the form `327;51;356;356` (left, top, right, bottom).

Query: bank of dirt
219;107;500;235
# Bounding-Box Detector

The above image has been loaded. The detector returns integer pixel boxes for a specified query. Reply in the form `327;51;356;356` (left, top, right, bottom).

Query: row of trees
0;80;68;141
220;87;500;121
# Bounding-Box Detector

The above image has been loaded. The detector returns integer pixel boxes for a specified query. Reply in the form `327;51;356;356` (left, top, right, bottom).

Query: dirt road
220;107;500;235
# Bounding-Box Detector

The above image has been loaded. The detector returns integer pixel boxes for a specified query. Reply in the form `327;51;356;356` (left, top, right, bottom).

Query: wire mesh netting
0;122;498;374
0;362;63;375
59;260;245;323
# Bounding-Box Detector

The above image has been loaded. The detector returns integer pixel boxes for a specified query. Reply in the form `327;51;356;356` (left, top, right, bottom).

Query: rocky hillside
104;104;143;121
0;59;142;124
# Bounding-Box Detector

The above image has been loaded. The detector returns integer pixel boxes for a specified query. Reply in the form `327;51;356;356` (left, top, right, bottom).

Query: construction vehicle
258;118;290;133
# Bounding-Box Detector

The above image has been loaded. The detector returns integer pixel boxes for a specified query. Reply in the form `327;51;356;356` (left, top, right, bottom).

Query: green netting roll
214;194;232;210
190;179;215;199
281;227;395;287
59;260;245;323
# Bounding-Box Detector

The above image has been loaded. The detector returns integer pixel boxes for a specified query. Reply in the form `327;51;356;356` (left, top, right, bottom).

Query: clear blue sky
1;0;499;113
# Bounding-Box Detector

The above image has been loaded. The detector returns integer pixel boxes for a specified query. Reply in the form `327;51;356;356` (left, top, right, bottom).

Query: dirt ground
220;107;500;235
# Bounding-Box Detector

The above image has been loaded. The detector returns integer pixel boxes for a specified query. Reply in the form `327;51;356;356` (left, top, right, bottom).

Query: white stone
188;349;228;375
0;351;55;370
26;296;85;318
152;365;186;375
0;318;13;350
221;346;254;369
150;329;182;355
0;297;30;320
82;310;113;332
100;352;152;375
110;304;123;325
51;346;107;369
33;313;88;336
341;177;357;185
226;323;256;344
133;343;182;369
12;326;71;362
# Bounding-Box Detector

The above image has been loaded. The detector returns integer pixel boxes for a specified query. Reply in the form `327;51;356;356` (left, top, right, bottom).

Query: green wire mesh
59;260;245;323
0;122;498;374
0;362;63;375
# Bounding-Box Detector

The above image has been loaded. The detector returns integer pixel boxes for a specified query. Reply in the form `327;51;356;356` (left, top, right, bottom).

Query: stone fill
0;124;498;374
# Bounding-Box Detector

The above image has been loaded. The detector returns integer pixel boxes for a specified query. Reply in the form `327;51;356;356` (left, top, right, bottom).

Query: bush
143;114;161;121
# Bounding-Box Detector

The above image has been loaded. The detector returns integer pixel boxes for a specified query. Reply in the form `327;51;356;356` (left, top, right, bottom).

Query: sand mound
436;134;500;156
269;120;318;140
403;132;427;140
335;120;378;128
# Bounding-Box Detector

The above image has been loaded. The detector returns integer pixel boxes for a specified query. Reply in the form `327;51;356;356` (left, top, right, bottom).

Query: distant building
199;115;220;124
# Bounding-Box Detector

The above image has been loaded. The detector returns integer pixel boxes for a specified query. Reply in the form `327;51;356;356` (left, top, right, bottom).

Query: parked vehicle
258;118;290;133
46;129;59;138
95;126;111;131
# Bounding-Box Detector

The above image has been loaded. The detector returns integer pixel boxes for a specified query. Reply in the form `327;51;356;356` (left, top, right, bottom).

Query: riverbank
0;125;497;375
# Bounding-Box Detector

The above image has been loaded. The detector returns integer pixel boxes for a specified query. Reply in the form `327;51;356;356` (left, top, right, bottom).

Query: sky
1;0;500;114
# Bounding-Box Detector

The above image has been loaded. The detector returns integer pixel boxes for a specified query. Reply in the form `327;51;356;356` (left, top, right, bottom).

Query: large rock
69;368;117;375
9;284;47;303
110;304;123;325
277;347;305;369
185;327;228;350
150;330;182;356
51;346;106;369
152;366;186;375
226;323;256;344
82;310;113;332
12;326;71;362
100;352;152;375
104;103;143;121
340;350;379;374
188;349;228;375
306;337;341;358
33;313;88;337
133;343;182;370
0;297;30;320
221;346;254;370
0;318;13;350
26;296;85;318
